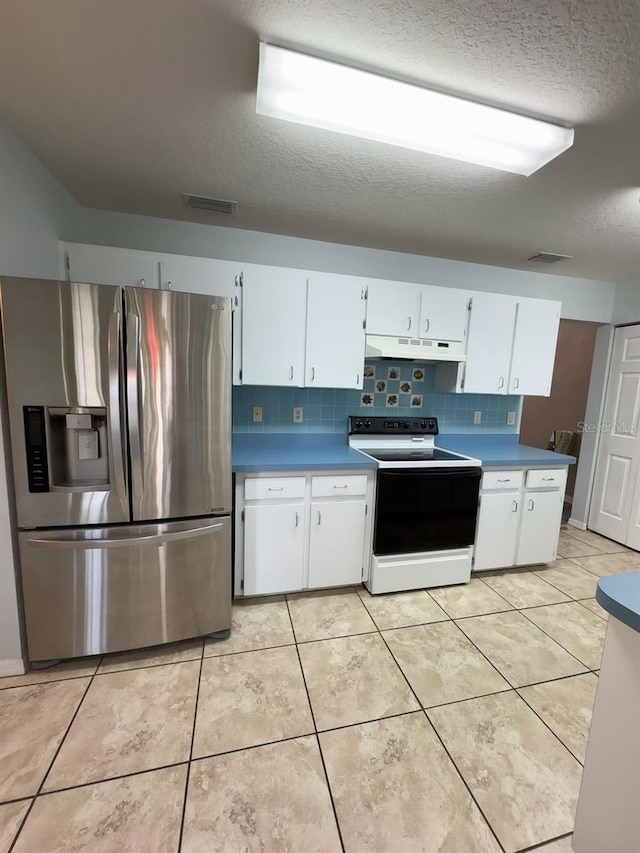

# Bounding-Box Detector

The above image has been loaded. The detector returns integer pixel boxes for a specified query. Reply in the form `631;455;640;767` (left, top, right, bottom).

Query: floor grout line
284;597;346;853
176;639;205;853
8;655;103;853
375;621;508;853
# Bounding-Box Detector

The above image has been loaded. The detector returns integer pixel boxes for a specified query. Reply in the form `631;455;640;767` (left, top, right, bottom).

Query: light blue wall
233;360;521;434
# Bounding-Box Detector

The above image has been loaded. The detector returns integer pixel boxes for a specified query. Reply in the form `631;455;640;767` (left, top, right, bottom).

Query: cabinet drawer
244;477;306;501
525;468;567;490
481;470;523;491
311;475;368;497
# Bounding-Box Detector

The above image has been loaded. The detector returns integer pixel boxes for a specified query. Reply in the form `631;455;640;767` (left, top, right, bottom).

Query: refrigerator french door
0;277;232;661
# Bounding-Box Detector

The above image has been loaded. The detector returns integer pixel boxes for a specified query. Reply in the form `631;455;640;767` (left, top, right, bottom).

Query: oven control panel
349;416;438;435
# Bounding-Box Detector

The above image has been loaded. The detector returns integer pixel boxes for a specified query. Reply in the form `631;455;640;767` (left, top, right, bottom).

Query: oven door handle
379;468;481;477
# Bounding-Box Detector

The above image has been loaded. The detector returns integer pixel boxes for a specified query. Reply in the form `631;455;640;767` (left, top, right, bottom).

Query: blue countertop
597;573;640;634
233;434;377;472
233;432;575;472
436;434;576;467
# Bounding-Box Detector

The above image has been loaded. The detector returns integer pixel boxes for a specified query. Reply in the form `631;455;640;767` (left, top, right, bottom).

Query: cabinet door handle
333;484;348;489
512;500;518;512
356;374;360;385
498;377;505;389
167;280;172;291
290;365;294;381
407;317;412;331
513;377;519;390
317;511;321;525
140;278;145;288
310;367;315;381
295;512;299;527
497;478;511;483
528;499;535;511
425;318;430;333
542;477;555;481
268;487;284;491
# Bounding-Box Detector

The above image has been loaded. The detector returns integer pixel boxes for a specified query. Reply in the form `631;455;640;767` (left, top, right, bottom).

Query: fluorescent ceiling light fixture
256;43;574;176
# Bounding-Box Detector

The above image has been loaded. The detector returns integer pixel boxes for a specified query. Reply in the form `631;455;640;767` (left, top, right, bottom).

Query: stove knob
355;420;363;430
427;419;436;429
413;421;419;428
420;420;428;429
365;420;372;428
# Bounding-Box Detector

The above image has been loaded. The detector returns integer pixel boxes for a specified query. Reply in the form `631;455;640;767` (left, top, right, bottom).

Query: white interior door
589;325;640;545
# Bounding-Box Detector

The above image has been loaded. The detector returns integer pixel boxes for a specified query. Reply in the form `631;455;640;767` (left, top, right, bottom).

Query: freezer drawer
19;516;231;661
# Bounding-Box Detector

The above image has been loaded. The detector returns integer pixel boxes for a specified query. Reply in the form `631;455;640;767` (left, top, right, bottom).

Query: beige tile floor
0;524;633;852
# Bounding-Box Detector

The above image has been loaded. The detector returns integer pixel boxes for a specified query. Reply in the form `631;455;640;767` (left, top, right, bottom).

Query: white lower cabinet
236;471;374;596
516;490;565;565
474;492;521;571
308;500;367;588
244;503;305;595
473;467;567;571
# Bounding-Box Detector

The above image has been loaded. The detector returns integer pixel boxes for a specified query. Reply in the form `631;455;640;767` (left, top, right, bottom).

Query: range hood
365;334;466;362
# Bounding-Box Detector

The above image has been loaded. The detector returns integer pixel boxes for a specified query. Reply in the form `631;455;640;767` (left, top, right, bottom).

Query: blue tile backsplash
233;361;522;435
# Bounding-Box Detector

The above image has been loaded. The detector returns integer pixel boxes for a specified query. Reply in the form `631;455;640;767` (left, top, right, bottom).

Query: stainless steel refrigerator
0;277;232;662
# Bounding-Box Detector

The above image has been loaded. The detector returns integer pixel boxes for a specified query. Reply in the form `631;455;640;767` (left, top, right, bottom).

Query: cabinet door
64;243;159;288
159;256;243;384
305;273;366;389
418;286;468;342
473;492;520;570
244;503;305;595
509;298;561;396
516;490;564;566
463;293;517;394
308;500;366;588
158;256;240;296
365;280;422;337
241;266;307;386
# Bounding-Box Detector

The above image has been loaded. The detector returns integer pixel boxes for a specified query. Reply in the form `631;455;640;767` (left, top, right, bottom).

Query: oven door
374;467;481;556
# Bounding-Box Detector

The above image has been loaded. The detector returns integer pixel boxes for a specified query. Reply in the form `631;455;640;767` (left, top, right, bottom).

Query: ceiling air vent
526;251;573;264
182;194;238;216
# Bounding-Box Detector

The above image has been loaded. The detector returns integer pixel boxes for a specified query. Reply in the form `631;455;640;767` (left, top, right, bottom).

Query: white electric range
349;416;482;594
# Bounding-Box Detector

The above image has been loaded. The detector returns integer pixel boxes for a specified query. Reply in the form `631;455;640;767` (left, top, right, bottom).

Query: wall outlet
293;407;304;423
252;406;263;423
507;411;516;426
473;411;482;424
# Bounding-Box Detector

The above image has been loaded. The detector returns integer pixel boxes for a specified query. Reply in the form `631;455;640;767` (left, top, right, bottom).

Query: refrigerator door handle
108;311;128;512
126;312;144;497
26;521;225;550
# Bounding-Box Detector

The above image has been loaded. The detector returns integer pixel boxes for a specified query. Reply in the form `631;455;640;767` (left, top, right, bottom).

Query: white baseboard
0;658;26;677
568;518;588;531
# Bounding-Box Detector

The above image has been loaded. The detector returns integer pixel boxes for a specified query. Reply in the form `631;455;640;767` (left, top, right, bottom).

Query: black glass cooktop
366;448;465;462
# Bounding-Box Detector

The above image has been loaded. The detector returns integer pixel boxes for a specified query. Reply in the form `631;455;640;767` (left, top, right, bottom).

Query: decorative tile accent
386;393;398;407
387;366;400;380
399;380;412;394
363;365;375;378
412;367;426;381
360;392;373;407
374;379;387;393
411;395;423;407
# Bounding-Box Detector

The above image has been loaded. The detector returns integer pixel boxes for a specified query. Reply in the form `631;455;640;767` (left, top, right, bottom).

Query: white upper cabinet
158;255;243;385
509;298;561;396
418;286;468;341
63;243;160;288
365;280;423;337
305;273;366;389
158;255;240;297
241;266;307;386
463;293;517;394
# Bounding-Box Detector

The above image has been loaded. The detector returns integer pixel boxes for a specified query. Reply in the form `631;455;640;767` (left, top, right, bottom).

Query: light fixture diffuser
256;43;574;176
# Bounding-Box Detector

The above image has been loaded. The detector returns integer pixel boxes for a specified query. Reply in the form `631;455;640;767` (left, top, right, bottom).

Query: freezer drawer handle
26;522;225;550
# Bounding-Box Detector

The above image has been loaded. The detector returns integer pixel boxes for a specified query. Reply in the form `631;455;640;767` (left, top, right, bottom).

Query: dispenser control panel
23;406;50;493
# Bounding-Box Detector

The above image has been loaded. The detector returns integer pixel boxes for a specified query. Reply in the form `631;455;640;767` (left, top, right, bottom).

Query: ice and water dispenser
23;405;110;493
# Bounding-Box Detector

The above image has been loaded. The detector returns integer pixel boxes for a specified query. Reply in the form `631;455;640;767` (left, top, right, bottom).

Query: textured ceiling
1;0;639;281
